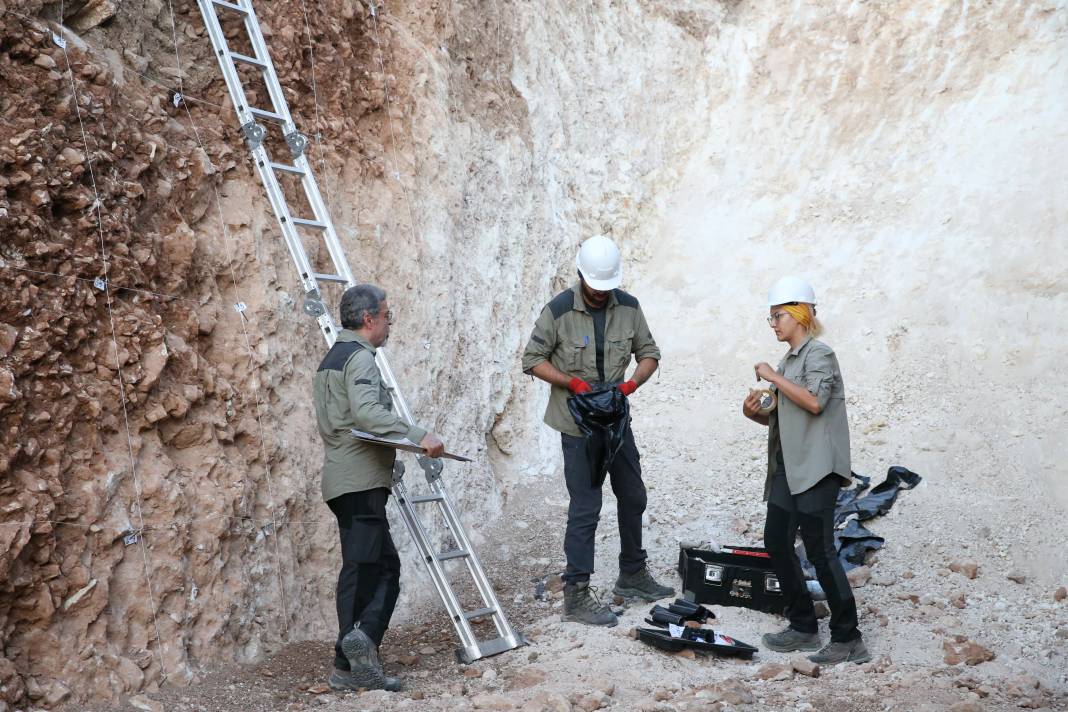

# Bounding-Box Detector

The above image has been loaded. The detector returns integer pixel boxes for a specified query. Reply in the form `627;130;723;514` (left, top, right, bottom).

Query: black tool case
677;545;784;614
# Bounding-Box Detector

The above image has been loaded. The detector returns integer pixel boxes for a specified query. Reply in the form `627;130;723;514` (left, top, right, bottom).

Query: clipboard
350;429;472;462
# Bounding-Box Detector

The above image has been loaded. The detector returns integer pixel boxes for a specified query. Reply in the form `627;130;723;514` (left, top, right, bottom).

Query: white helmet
767;276;816;306
576;235;622;291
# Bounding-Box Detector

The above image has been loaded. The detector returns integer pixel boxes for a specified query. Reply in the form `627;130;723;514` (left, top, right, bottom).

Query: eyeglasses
766;311;789;325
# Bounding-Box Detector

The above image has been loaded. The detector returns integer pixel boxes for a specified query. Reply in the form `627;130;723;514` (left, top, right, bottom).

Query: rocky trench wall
0;0;720;705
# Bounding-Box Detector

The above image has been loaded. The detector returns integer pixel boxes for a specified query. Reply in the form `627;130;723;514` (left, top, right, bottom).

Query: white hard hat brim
579;269;622;291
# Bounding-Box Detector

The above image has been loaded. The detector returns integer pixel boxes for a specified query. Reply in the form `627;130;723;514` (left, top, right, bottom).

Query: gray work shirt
765;336;852;500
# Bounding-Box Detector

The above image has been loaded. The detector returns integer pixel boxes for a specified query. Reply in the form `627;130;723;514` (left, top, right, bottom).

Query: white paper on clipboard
350;429;472;462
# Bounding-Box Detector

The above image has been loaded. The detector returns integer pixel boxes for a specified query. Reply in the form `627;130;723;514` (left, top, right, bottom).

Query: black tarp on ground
798;465;922;575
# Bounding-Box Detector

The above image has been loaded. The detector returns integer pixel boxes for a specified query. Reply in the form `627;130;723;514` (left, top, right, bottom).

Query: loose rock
792;658;820;678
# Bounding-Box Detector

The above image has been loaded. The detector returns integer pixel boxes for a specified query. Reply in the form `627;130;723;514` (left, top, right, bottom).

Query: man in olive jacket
314;284;444;691
521;235;674;627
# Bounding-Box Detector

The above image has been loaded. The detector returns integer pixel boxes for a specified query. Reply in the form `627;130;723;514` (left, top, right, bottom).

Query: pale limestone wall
0;0;1064;707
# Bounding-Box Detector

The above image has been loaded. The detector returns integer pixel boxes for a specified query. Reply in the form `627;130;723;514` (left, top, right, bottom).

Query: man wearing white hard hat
742;276;870;664
521;235;673;626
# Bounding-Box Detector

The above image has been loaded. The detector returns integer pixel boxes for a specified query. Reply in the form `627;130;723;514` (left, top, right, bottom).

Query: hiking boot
340;626;389;690
761;626;822;652
613;566;676;602
328;667;403;693
807;638;871;665
562;581;618;626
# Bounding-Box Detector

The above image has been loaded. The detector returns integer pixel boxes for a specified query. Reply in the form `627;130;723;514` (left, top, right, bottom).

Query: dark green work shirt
521;284;660;437
312;330;428;501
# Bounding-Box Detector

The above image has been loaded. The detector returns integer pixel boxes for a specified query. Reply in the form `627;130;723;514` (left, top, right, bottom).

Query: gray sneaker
761;626;822;652
562;581;618;627
340;626;390;690
613;566;676;602
808;638;871;665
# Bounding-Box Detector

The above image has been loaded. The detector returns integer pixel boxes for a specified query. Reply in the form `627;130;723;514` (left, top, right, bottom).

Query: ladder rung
210;0;248;14
291;217;326;230
408;493;444;504
270;162;305;176
313;273;348;284
437;549;469;561
248;107;287;123
464;607;496;620
230;51;267;69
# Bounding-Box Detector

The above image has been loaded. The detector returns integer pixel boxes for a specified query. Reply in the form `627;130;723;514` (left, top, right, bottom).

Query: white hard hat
576;235;622;291
767;276;816;306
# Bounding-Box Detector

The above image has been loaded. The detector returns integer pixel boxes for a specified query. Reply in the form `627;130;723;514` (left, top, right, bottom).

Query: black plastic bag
567;386;630;487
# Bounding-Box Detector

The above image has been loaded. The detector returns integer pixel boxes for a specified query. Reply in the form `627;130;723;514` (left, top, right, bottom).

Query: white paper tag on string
52;32;67;48
172;92;183;107
668;623;684;639
123;531;139;546
93;276;107;291
233;302;247;314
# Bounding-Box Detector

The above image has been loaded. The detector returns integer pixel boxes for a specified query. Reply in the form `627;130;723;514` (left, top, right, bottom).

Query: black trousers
763;468;860;643
560;426;647;584
327;487;401;670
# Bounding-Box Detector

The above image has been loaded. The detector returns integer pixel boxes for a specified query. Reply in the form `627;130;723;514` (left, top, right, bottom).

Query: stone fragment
674;648;696;660
1054;586;1067;602
128;696;164;712
1006;571;1027;584
814;601;830;619
847;565;871;587
62;579;97;611
471;693;514;710
950;592;967;609
943;639;995;666
792;659;820;678
755;662;792;681
710;678;755;705
506;666;547;690
35;53;58;69
67;0;119;32
464;667;483;678
520;691;573;712
948;561;979;579
410;690;425;700
948;703;982;712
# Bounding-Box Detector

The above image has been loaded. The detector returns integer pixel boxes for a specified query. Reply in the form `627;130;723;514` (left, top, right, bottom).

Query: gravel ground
71;350;1068;712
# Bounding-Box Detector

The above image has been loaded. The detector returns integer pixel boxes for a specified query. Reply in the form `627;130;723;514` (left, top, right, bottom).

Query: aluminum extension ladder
195;0;524;664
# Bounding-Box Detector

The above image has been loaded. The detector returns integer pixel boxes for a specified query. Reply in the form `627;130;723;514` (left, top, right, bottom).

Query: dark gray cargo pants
560;425;648;584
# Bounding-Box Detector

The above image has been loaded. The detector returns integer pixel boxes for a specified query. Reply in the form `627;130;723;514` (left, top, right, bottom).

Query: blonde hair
782;303;823;338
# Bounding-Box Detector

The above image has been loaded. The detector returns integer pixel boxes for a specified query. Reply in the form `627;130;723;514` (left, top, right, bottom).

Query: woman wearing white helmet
741;276;870;665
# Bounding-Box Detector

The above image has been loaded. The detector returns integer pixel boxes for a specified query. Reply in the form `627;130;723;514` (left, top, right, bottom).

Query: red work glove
568;377;592;394
618;380;638;397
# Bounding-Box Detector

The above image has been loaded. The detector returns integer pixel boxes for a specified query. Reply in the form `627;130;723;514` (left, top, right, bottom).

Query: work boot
328;667;403;693
562;581;618;627
340;626;395;691
613;566;676;602
807;638;871;665
761;626;822;652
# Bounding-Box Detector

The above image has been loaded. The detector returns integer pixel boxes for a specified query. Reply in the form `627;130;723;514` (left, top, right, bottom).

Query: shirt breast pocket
608;331;634;377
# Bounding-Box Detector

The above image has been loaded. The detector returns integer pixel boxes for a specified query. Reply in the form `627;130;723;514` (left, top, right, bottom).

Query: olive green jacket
766;336;852;499
521;284;661;437
313;330;428;501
